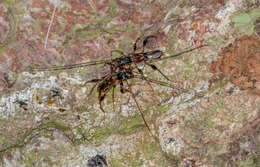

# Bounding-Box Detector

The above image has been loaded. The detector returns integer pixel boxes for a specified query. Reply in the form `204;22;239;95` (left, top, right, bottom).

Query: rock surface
0;0;259;167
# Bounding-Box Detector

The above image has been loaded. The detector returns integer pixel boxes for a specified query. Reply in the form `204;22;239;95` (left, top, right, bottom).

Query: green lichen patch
117;114;146;135
2;0;16;9
230;9;260;35
128;151;143;167
39;121;71;132
131;136;168;167
91;125;114;143
140;140;162;160
237;153;260;167
109;0;119;18
107;134;168;167
0;120;73;155
89;108;155;143
108;157;124;167
209;77;228;92
0;7;17;51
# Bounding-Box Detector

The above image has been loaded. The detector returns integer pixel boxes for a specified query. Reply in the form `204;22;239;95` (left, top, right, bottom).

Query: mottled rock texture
0;0;259;167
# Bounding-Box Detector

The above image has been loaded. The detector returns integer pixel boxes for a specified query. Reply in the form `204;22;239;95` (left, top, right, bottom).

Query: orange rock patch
210;35;260;94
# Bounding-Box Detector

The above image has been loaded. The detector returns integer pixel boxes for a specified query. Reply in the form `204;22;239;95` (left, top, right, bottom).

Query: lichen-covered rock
211;35;260;94
0;0;259;167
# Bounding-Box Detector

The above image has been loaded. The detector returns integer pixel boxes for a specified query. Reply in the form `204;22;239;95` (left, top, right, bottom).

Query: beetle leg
112;85;116;113
133;36;141;52
146;62;171;81
99;96;106;113
111;50;127;57
98;93;107;124
142;35;157;52
125;80;157;140
85;78;102;83
87;82;99;98
120;81;129;93
134;35;157;53
132;63;155;93
133;73;175;88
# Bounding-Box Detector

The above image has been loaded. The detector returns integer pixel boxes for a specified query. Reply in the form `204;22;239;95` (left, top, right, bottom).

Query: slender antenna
157;44;207;61
31;60;107;71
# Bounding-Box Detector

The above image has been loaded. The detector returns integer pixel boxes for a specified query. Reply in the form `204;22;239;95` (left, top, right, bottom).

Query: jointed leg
133;35;157;53
86;75;113;123
125;80;153;136
133;37;141;52
87;82;98;99
142;35;156;52
146;62;171;81
98;84;113;114
84;77;107;126
134;74;175;88
84;75;111;100
85;78;102;84
120;81;129;93
132;63;155;93
98;96;106;125
111;50;127;58
83;78;103;105
112;86;116;113
98;96;106;114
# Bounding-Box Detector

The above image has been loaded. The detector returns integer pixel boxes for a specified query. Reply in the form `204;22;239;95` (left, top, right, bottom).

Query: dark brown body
97;70;134;102
31;36;206;137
